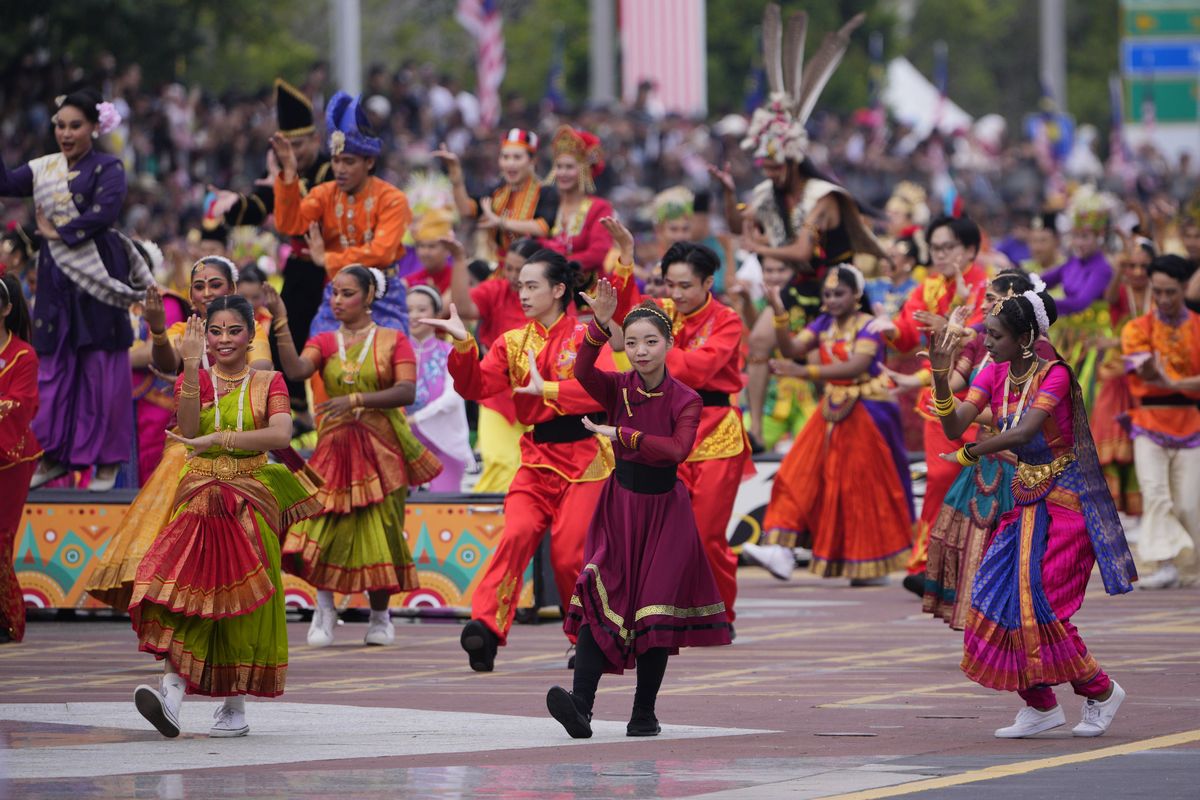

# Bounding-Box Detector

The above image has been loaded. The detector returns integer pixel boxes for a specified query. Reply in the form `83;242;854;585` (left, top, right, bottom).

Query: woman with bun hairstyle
603;218;753;625
421;250;612;673
269;265;441;648
1;87;156;492
0;272;40;643
742;265;914;584
546;282;731;740
130;295;321;739
929;288;1136;739
87;257;272;611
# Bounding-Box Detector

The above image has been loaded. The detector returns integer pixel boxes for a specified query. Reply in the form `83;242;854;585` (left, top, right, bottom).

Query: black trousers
571;625;669;712
274;257;326;408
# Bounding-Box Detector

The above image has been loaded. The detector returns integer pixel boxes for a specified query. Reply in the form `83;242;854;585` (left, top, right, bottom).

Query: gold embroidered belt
1015;453;1076;489
189;453;267;479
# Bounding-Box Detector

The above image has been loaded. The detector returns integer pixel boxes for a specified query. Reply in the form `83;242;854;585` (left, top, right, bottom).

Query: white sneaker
210;703;249;738
1073;681;1126;737
307;607;335;647
134;676;183;738
364;614;395;646
1137;563;1180;590
994;705;1066;738
741;542;795;581
88;464;120;492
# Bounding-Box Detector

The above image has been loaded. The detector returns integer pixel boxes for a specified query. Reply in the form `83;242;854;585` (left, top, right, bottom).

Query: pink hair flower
96;101;122;136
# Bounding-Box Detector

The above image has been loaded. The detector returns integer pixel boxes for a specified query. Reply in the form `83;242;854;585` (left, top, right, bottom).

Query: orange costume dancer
272;91;412;335
430;250;612;672
608;224;752;625
874;216;990;589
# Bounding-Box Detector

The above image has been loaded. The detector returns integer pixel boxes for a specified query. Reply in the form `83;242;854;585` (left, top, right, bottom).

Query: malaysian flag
456;0;506;128
619;0;707;117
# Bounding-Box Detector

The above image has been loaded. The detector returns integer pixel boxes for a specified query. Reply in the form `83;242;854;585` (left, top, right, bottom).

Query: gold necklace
212;364;250;383
1007;357;1039;385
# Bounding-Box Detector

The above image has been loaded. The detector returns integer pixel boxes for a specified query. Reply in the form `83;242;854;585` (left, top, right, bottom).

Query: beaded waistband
189;453;268;479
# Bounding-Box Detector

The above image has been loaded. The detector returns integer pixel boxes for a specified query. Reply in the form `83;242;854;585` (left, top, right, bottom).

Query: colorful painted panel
16;497;530;613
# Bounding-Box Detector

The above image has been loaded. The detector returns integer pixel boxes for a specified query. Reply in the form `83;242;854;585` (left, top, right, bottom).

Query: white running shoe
994;705;1066;738
307;607;335;647
210;703;249;738
134;675;183;738
741;542;795;581
1137;563;1180;590
364;614;395;646
1072;681;1126;737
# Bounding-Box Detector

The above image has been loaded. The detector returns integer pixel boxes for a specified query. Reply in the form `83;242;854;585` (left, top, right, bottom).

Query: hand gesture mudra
765;284;786;315
418;302;469;341
178;315;206;363
706;161;736;193
304;222;326;266
514;348;545;396
579;278;618;327
927;308;967;373
582;416;618;440
600;216;634;262
439;236;467;263
262;283;287;319
431;141;463;182
143;284;167;334
269;132;298;180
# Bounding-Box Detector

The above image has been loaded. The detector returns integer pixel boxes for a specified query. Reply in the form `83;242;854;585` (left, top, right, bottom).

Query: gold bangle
350;393;364;409
151;330;170;345
773;312;790;325
179;389;200;399
930;366;952;374
182;356;201;362
806;365;821;380
956;445;980;466
272;317;289;331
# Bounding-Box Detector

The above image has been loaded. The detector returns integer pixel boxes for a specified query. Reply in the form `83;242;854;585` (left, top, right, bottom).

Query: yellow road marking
817;728;1200;800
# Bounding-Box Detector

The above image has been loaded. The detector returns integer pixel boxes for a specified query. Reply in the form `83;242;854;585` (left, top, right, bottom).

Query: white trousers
1133;436;1200;565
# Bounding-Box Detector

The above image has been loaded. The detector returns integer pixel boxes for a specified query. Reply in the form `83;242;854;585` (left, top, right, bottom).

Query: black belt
1142;394;1200;408
614;459;678;494
697;389;731;407
531;413;604;444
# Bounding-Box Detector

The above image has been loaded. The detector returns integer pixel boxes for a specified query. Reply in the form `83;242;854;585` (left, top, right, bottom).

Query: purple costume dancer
0;90;153;489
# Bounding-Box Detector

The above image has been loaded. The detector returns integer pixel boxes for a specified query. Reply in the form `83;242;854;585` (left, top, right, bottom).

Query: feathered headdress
326;91;381;158
741;4;865;164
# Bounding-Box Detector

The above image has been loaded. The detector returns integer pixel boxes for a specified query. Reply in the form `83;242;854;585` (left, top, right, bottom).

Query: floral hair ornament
366;267;388;299
191;255;239;285
96;102;121;136
741;4;865;165
1022;290;1051;336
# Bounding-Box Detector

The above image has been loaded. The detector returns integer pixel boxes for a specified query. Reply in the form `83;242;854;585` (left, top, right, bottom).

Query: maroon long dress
564;319;732;673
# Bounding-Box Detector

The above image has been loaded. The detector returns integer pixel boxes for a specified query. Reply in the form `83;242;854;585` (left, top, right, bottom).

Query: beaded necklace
336;323;377;385
999;360;1039;432
212;369;252;433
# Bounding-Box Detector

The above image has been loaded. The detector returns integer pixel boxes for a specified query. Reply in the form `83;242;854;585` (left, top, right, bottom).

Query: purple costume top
0;149;132;353
1040;251;1112;317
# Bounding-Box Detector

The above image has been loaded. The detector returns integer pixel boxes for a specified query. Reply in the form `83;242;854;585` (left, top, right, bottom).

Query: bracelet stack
773;312;790;329
956;443;980;466
150;330;170;346
179;380;200;399
933;392;957;417
272;316;290;334
349;393;365;409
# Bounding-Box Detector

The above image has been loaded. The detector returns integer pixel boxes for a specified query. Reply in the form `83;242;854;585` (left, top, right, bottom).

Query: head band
410;283;442;314
625;304;673;335
192;256;239;284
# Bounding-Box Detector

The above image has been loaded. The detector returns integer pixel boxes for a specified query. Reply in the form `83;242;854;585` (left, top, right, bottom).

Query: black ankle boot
547;686;593;738
902;571;925;598
626;706;660;737
460;619;498;672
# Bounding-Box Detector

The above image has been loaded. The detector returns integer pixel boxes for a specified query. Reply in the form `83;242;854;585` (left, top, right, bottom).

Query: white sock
222;695;246;713
369;609;390;624
316;590;336;612
162;672;186;694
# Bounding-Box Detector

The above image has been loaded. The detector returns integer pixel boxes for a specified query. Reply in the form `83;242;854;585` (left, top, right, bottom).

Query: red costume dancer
873;216;990;590
547;286;731;740
607;221;752;624
426;250;612;672
540;126;613;281
438;128;557;260
0;274;39;643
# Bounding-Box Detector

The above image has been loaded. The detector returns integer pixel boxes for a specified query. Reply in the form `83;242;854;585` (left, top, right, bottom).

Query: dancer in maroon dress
547;281;732;739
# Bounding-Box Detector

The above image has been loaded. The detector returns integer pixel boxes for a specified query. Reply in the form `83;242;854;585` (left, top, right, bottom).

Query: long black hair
526;249;583;311
0;273;34;342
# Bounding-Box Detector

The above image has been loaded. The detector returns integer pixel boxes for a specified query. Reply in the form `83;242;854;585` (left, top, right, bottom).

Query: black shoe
546;686;593;738
460;619;498;672
626;706;660;737
902;572;925;598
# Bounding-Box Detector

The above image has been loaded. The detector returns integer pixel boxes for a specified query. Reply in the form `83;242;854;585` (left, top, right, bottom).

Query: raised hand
143;284;167;334
431;142;463;182
582;415;617;440
207;185;242;218
578;278;618;327
765;284;785;315
262;283;287;319
178;314;206;363
269;132;298;181
913;310;947;335
600;216;634;263
927;313;963;373
439;236;467;263
418;302;469;341
304;222;326;266
477;198;501;230
706;161;736;193
514;348;545;395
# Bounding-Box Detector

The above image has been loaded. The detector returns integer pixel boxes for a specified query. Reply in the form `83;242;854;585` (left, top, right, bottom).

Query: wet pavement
1;569;1197;799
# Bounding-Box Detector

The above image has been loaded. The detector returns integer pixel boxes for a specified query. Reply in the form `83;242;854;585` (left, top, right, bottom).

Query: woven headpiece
326;92;381;158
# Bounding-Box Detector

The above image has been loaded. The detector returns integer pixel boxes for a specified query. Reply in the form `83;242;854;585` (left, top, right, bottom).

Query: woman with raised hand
928;288;1136;739
129;297;320;739
269;266;440;648
546;280;731;740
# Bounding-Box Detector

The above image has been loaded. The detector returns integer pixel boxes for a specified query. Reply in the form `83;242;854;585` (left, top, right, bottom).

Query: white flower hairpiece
842;264;866;295
1029;273;1046;293
96;102;121;136
367;267;387;298
191;255;239;285
1022;290;1050;336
